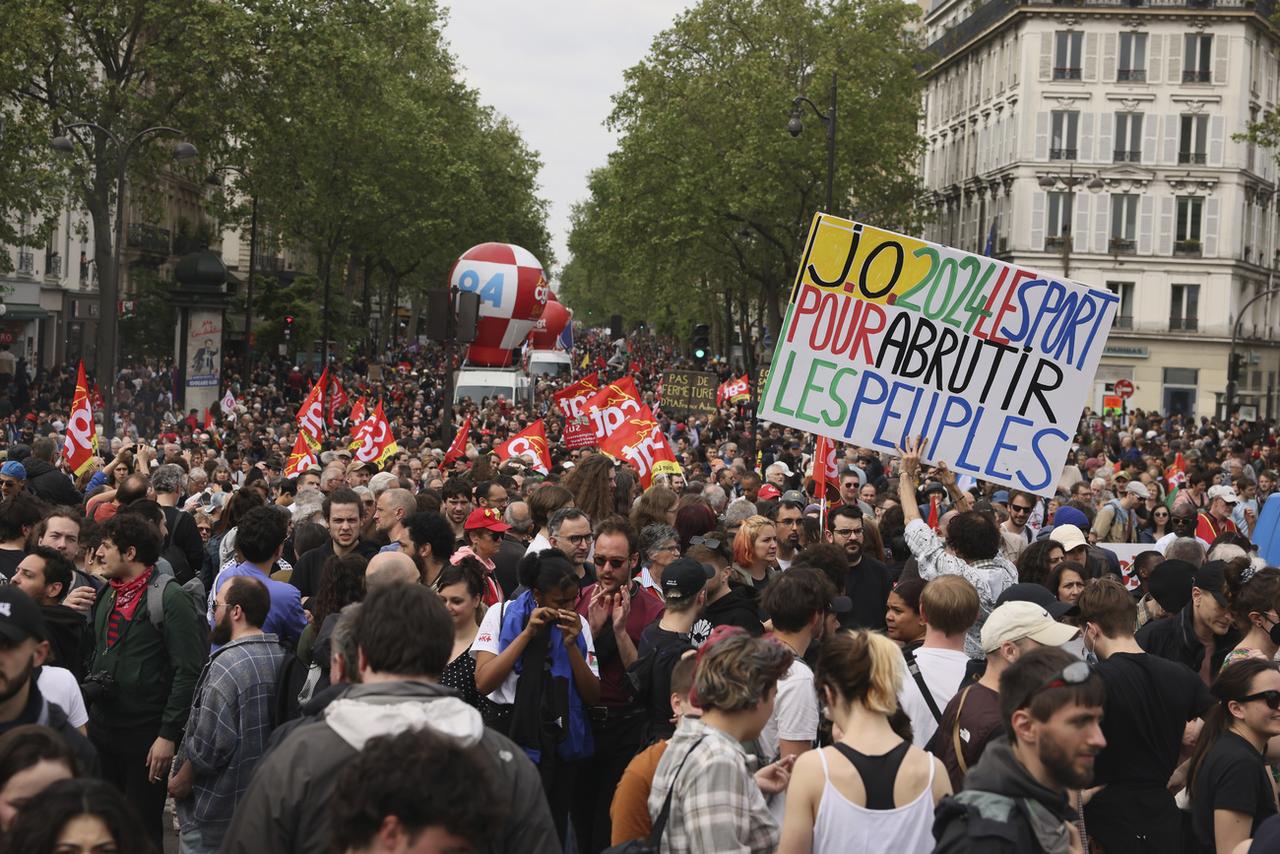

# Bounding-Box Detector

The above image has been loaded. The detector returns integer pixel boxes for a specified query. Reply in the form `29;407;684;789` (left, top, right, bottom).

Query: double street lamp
788;72;837;214
52;124;198;440
1037;163;1104;278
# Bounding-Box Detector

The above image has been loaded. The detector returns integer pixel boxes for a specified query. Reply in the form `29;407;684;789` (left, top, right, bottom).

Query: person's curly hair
564;453;616;525
328;729;506;851
692;630;793;713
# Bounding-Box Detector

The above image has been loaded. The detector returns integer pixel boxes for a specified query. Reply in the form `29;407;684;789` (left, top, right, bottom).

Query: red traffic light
284;315;294;325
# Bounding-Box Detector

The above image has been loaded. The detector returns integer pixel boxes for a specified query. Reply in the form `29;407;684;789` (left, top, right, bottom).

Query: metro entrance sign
1114;379;1134;399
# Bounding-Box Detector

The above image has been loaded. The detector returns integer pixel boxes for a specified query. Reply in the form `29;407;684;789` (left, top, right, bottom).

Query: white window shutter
1080;112;1095;162
1158;196;1175;255
1215;35;1229;84
1203;198;1220;257
1150;33;1164;84
1074;193;1092;252
1032;192;1046;250
1099;112;1114;162
1167;34;1182;83
1163;114;1178;165
1036;111;1049;160
1142;112;1158;163
1041;33;1053;81
1094;193;1111;251
1209;115;1225;166
1139;195;1155;254
1103;33;1117;81
1085;33;1100;82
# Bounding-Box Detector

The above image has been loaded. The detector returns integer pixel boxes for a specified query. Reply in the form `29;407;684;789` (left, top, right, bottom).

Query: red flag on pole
495;420;553;475
296;368;327;449
349;402;398;468
927;493;941;532
443;415;471;466
347;397;367;439
62;361;97;477
283;432;318;478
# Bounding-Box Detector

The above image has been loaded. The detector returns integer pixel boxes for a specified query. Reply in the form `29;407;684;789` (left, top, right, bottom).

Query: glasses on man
1009;503;1034;517
562;533;592;545
832;527;863;539
689;535;721;550
593;555;629;569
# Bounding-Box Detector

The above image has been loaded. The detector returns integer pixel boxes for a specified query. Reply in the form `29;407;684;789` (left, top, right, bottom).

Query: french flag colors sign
760;213;1117;497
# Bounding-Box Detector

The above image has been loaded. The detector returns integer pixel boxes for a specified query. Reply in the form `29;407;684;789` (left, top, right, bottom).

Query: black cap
1148;559;1195;613
0;586;47;644
996;582;1078;619
662;558;714;602
1194;560;1229;606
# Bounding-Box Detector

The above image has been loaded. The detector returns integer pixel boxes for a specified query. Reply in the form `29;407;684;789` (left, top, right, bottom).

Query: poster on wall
759;213;1118;498
186;311;223;389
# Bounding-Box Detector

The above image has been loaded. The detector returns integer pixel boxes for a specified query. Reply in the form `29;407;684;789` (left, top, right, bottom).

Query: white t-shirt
38;666;89;728
524;533;552;556
758;658;818;762
898;646;969;748
470;602;598;706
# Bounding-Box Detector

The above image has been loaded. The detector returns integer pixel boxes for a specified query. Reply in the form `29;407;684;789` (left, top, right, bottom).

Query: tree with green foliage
563;0;926;356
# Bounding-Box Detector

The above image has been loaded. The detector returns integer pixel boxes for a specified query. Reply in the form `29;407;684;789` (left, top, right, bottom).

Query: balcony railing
252;253;283;273
1114;150;1142;162
45;254;61;278
1053;67;1083;80
1174;239;1202;256
1117;68;1146;81
1049;147;1078;160
1114;314;1134;329
1109;238;1137;253
1178;151;1207;164
16;251;33;274
1045;235;1068;250
1169;316;1199;331
126;223;171;256
1182;69;1212;83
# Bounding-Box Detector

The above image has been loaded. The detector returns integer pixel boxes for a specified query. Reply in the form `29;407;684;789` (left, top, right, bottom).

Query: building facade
920;0;1280;420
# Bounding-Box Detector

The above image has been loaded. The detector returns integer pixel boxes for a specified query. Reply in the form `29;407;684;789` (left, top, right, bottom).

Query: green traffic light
694;347;706;359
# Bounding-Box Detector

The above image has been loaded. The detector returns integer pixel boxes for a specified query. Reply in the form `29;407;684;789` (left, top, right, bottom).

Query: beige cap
981;601;1079;653
1049;523;1087;553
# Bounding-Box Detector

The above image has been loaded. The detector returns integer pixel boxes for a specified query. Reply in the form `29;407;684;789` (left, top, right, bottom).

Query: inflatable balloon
529;298;572;349
449;242;548;366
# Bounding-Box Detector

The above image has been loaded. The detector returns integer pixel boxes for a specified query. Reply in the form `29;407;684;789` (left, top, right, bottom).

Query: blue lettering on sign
457;271;505;308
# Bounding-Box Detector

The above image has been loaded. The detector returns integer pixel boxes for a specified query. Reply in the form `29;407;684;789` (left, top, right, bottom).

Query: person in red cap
451;507;507;606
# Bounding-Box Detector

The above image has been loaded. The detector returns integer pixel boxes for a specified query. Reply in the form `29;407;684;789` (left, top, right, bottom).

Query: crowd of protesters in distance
0;326;1279;853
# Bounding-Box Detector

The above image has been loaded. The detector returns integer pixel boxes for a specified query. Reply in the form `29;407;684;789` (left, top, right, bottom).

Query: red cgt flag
443;415;472;466
283;432;318;478
349;402;398;468
598;403;681;489
347;397;367;439
552;372;599;419
326;374;349;426
717;374;750;406
1165;451;1186;493
61;361;97;477
296;368;327;449
496;420;553;475
582;377;643;442
811;434;839;501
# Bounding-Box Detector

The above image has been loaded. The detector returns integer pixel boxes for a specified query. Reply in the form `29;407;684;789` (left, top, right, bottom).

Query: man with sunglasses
571;519;664;853
1156;503;1203;553
933;646;1105;854
1076;578;1213;853
1091;481;1148;544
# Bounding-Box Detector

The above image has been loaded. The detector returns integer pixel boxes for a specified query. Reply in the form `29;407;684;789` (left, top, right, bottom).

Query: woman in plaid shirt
648;627;795;853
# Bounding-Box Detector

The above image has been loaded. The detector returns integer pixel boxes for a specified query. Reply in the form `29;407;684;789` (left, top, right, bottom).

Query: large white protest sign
760;213;1117;497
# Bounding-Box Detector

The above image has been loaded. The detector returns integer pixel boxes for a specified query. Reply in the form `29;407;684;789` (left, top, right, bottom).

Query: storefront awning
1;303;49;321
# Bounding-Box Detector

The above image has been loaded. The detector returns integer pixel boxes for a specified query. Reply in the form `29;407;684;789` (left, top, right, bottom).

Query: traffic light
1228;351;1247;383
692;323;711;363
283;315;294;340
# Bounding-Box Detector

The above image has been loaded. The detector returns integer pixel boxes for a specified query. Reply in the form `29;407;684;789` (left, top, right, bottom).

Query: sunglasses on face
1019;660;1093;710
689;535;721;550
1242;690;1280;710
593;555;629;569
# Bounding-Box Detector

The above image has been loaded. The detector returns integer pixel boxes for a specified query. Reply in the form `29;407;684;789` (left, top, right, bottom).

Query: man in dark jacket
10;546;87;679
1136;559;1240;683
688;540;762;646
933;646;1105;854
87;513;205;848
153;463;205;583
23;437;82;506
0;586;97;773
220;582;559;854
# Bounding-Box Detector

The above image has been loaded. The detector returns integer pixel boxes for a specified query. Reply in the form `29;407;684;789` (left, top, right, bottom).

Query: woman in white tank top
778;630;952;854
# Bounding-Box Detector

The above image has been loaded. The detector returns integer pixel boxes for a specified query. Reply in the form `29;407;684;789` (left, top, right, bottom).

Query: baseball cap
0;586;47;644
1147;559;1195;613
662;557;714;602
1193;560;1230;606
992;489;1010;504
757;484;781;501
1125;481;1150;500
768;462;795;478
464;507;510;533
980;601;1079;653
780;489;808;505
1049;523;1088;553
829;595;853;615
0;461;26;480
1052;506;1090;530
997;582;1078;619
1208;485;1239;504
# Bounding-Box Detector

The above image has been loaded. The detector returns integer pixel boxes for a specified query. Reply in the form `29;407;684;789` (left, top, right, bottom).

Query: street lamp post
208;166;259;379
788;72;837;214
1036;162;1104;279
1226;286;1280;417
52;124;197;440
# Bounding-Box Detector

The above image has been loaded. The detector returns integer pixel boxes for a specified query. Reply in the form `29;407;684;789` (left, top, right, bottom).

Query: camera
80;671;117;704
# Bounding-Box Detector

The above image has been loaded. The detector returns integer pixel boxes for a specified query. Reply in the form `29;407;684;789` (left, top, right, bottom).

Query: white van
527;350;572;379
453;367;533;407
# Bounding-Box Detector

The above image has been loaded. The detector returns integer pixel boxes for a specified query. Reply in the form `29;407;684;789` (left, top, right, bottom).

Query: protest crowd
1;324;1280;854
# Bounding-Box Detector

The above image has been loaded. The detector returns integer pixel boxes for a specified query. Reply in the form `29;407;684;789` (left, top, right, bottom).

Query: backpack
271;652;312;728
147;572;209;647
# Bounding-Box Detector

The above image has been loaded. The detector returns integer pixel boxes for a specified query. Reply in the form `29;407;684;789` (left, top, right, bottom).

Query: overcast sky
444;1;693;278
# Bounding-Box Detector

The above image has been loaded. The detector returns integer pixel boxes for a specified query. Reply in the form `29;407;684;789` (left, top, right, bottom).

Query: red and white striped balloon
449;242;548;367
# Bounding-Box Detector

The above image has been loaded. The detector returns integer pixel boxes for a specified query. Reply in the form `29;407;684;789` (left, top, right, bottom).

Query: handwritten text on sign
759;214;1117;497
